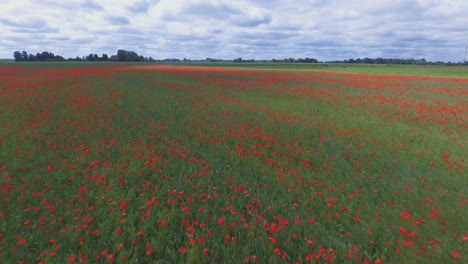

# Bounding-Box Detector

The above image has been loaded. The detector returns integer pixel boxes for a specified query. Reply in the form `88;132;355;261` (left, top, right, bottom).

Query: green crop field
0;64;467;263
171;63;468;78
234;64;468;78
1;61;467;78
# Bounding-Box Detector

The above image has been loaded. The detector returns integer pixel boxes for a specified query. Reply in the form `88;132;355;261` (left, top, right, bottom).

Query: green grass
223;63;468;78
1;61;467;78
0;64;466;263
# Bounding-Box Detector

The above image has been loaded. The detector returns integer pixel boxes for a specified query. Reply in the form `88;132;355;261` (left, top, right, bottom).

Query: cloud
127;0;152;13
42;0;103;10
107;16;130;25
232;14;271;27
0;17;48;28
0;0;467;62
184;2;240;18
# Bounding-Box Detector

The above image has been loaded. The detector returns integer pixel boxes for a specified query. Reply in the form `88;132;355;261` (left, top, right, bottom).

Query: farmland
0;64;467;263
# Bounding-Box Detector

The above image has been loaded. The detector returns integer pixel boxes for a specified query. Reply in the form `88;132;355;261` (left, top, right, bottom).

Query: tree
55;55;65;61
35;52;44;61
117;49;126;61
13;51;22;61
34;51;55;61
46;52;54;61
362;57;372;64
102;54;109;61
21;51;28;61
116;49;144;62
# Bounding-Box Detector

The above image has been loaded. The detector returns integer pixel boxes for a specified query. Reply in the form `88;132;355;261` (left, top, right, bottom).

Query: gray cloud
182;3;241;19
0;17;48;28
127;0;151;13
80;0;103;10
16;27;61;34
232;14;271;27
43;0;103;10
0;0;467;62
107;16;130;25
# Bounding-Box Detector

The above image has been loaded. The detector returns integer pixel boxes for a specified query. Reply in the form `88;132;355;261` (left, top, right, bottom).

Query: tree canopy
12;50;149;62
13;49;456;65
13;51;65;62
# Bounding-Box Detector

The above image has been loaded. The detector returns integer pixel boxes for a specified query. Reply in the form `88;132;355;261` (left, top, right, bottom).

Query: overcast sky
1;0;467;61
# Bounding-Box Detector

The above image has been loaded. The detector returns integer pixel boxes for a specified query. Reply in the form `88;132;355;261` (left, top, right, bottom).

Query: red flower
354;214;361;222
452;251;460;258
273;248;281;255
280;218;289;227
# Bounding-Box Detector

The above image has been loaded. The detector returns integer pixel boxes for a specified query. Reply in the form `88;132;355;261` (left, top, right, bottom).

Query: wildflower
68;256;76;263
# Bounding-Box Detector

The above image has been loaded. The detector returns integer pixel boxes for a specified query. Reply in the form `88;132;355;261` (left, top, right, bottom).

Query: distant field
1;61;467;78
226;63;468;78
0;64;467;263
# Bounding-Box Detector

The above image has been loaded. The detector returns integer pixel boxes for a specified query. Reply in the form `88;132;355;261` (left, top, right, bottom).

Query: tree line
231;57;433;64
13;50;465;65
13;49;156;62
330;57;428;65
13;51;66;62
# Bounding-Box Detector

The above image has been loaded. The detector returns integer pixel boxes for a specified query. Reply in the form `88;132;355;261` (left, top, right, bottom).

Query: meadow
0;63;467;263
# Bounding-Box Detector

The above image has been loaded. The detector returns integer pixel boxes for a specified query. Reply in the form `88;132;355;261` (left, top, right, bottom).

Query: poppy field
0;64;467;263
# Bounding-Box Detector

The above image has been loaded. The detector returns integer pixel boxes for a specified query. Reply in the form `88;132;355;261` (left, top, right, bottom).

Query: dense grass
178;63;468;78
0;64;467;263
1;61;467;78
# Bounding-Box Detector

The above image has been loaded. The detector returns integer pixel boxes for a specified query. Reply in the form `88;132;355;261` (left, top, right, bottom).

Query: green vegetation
0;64;466;263
183;63;468;78
2;61;466;78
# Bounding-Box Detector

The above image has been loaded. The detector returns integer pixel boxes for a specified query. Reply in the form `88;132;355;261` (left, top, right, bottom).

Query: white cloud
0;0;467;62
